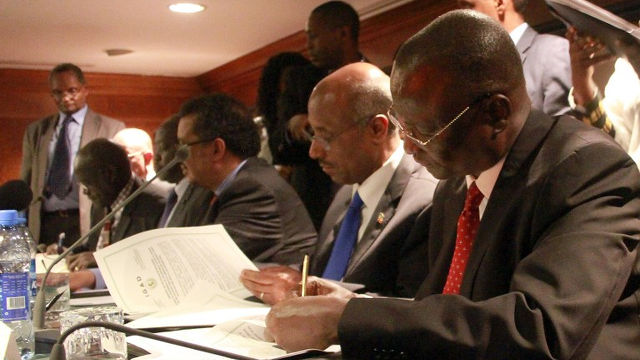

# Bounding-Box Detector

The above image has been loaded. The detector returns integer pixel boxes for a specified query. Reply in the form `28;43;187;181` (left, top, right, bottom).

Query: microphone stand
33;146;190;329
50;321;254;360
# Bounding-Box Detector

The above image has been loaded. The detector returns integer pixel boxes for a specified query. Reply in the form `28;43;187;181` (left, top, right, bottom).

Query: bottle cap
0;209;18;225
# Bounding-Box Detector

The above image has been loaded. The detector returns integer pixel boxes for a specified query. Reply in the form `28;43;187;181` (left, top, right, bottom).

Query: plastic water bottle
0;210;34;359
16;217;37;316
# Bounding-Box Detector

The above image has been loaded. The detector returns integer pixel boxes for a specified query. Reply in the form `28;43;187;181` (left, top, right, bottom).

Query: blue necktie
158;190;178;227
322;191;363;280
46;115;73;198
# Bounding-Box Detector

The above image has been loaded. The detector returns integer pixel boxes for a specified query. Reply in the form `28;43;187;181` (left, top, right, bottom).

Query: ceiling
0;0;409;78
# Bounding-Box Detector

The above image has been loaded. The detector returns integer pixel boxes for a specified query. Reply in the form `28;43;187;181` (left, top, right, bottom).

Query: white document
127;317;340;360
94;225;258;315
35;253;69;273
0;322;20;360
126;285;268;329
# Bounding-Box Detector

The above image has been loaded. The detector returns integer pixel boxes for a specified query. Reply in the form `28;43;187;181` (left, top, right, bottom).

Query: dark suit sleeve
338;141;640;359
214;178;284;262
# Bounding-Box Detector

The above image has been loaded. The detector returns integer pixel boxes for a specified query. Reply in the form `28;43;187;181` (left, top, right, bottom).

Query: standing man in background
21;63;124;246
458;0;572;116
270;1;368;229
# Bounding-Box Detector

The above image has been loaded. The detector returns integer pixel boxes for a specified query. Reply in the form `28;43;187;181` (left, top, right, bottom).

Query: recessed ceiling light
169;3;206;13
105;49;134;57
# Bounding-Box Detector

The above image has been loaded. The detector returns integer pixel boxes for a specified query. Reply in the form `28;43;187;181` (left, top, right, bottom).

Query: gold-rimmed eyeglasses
388;93;491;148
304;115;376;151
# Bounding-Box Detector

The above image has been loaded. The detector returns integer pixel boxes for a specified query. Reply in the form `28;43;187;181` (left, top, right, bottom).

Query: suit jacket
21;108;125;243
339;110;640;359
166;181;214;228
311;154;437;297
517;25;572;116
84;180;166;251
202;157;317;264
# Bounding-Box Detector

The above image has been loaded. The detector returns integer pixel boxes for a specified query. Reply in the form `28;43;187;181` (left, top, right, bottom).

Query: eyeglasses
51;87;83;99
304;115;376;151
387;93;491;148
181;138;216;147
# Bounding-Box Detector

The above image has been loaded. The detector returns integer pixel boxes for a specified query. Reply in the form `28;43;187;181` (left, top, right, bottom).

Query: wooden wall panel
3;0;637;185
0;69;201;183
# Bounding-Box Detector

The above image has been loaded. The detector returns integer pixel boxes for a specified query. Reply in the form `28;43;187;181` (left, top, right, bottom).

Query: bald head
312;62;393;127
390;10;530;179
308;63;399;184
393;10;524;103
112;128;154;180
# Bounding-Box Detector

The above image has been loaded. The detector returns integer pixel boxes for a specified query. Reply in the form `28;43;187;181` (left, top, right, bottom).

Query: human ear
211;138;226;160
368;114;390;141
484;94;511;138
495;0;506;17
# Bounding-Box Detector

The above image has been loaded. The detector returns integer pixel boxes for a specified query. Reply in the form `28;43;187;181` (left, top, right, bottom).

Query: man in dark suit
66;138;165;272
265;10;640;359
458;0;572;116
21;63;125;246
240;63;437;304
176;93;316;265
153;115;213;228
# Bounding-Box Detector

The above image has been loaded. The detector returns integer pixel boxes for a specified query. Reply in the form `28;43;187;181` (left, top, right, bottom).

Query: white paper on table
127;284;268;329
0;322;20;360
35;253;69;273
127;317;341;360
69;295;115;307
94;225;258;314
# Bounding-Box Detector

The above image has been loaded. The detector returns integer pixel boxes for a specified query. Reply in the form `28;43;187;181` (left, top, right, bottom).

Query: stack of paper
94;225;339;359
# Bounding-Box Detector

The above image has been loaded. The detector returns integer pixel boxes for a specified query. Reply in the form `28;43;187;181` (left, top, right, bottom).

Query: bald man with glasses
240;63;437;304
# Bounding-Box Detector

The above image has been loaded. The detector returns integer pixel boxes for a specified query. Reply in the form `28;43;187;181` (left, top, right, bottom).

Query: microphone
50;321;253;360
0;179;33;211
33;145;190;329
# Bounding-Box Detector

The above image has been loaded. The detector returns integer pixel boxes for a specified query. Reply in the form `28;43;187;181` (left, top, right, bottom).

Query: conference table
34;290;344;360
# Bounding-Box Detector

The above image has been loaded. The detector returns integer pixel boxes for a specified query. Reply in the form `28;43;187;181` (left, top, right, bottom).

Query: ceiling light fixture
105;49;134;57
169;3;206;13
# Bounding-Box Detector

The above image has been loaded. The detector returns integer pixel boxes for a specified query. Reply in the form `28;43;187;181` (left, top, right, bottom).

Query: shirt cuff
89;267;106;290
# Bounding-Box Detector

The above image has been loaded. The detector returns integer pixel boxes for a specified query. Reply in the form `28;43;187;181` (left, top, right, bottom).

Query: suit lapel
311;189;351;275
344;155;414;276
36;115;58;196
460;111;556;296
515;26;537;65
80;109;100;147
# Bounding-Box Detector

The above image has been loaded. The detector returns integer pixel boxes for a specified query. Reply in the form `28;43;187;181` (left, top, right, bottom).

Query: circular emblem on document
146;278;157;289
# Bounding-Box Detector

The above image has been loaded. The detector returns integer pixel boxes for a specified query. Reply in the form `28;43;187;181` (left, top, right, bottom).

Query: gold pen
300;254;310;297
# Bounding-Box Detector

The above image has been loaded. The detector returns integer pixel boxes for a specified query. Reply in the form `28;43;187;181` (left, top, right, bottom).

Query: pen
57;232;65;255
45;289;65;311
300;254;310;297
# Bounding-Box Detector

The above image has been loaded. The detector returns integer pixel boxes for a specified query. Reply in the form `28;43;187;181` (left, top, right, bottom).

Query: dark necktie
46;115;73;198
97;207;113;250
322;191;363;280
158;190;178;227
442;182;484;294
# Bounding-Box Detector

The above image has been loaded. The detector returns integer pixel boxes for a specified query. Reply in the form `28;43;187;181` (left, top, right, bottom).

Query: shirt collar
509;22;529;45
465;156;506;201
174;177;190;198
58;104;88;126
215;159;248;196
353;144;404;210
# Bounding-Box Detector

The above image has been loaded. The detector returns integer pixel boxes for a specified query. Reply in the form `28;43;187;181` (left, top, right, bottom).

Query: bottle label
0;273;29;321
30;259;37;297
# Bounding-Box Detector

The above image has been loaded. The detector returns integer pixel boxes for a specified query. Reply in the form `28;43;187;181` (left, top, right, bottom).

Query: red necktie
442;182;484;294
